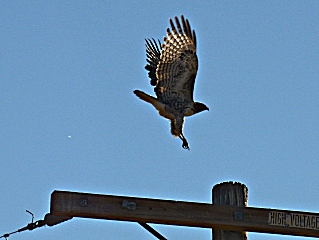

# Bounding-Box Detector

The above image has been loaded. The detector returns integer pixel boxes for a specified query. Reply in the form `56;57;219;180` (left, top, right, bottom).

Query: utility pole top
212;181;248;240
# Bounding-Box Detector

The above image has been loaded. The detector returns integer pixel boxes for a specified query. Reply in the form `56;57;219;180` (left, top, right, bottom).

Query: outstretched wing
156;15;198;104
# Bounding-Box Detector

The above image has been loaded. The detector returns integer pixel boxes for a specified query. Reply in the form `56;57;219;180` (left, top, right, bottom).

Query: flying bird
134;15;209;150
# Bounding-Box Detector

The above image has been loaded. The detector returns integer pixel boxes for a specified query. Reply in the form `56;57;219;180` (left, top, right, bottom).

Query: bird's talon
182;140;190;150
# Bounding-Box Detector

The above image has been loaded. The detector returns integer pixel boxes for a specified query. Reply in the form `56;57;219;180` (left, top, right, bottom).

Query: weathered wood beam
50;190;319;238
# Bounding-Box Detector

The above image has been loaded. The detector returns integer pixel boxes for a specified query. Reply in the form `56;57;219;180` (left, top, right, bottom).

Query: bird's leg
179;134;190;150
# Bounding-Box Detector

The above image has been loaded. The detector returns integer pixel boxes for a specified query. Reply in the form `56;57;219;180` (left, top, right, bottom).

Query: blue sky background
1;1;319;239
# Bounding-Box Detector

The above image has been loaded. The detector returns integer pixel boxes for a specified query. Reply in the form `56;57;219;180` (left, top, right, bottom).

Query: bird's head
194;102;209;113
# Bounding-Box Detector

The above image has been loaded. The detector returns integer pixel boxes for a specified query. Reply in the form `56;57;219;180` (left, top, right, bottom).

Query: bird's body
134;15;209;150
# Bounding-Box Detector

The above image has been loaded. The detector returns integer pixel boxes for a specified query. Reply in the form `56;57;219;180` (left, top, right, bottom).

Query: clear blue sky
1;1;318;239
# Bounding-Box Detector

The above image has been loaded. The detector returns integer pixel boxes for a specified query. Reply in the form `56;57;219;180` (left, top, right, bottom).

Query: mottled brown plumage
134;15;209;150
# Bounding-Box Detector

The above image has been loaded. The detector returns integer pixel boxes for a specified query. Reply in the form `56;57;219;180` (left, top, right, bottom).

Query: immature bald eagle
134;15;209;150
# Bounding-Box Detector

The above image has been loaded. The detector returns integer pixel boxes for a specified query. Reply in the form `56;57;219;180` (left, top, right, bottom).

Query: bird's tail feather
133;90;165;112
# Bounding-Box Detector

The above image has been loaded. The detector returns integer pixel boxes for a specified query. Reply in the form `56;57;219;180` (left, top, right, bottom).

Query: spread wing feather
155;16;198;104
145;38;161;86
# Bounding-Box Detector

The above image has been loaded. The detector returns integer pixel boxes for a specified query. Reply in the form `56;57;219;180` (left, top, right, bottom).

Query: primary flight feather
134;15;209;150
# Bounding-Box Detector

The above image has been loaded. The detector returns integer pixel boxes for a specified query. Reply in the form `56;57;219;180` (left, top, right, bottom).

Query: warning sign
269;211;319;230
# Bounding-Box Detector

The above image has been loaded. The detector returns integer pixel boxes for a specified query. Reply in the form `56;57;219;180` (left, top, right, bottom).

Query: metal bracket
122;200;136;210
79;198;89;207
139;222;167;240
234;211;243;220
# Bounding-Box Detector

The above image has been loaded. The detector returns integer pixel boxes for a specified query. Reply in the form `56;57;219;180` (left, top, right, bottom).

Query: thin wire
26;210;34;223
0;210;46;239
